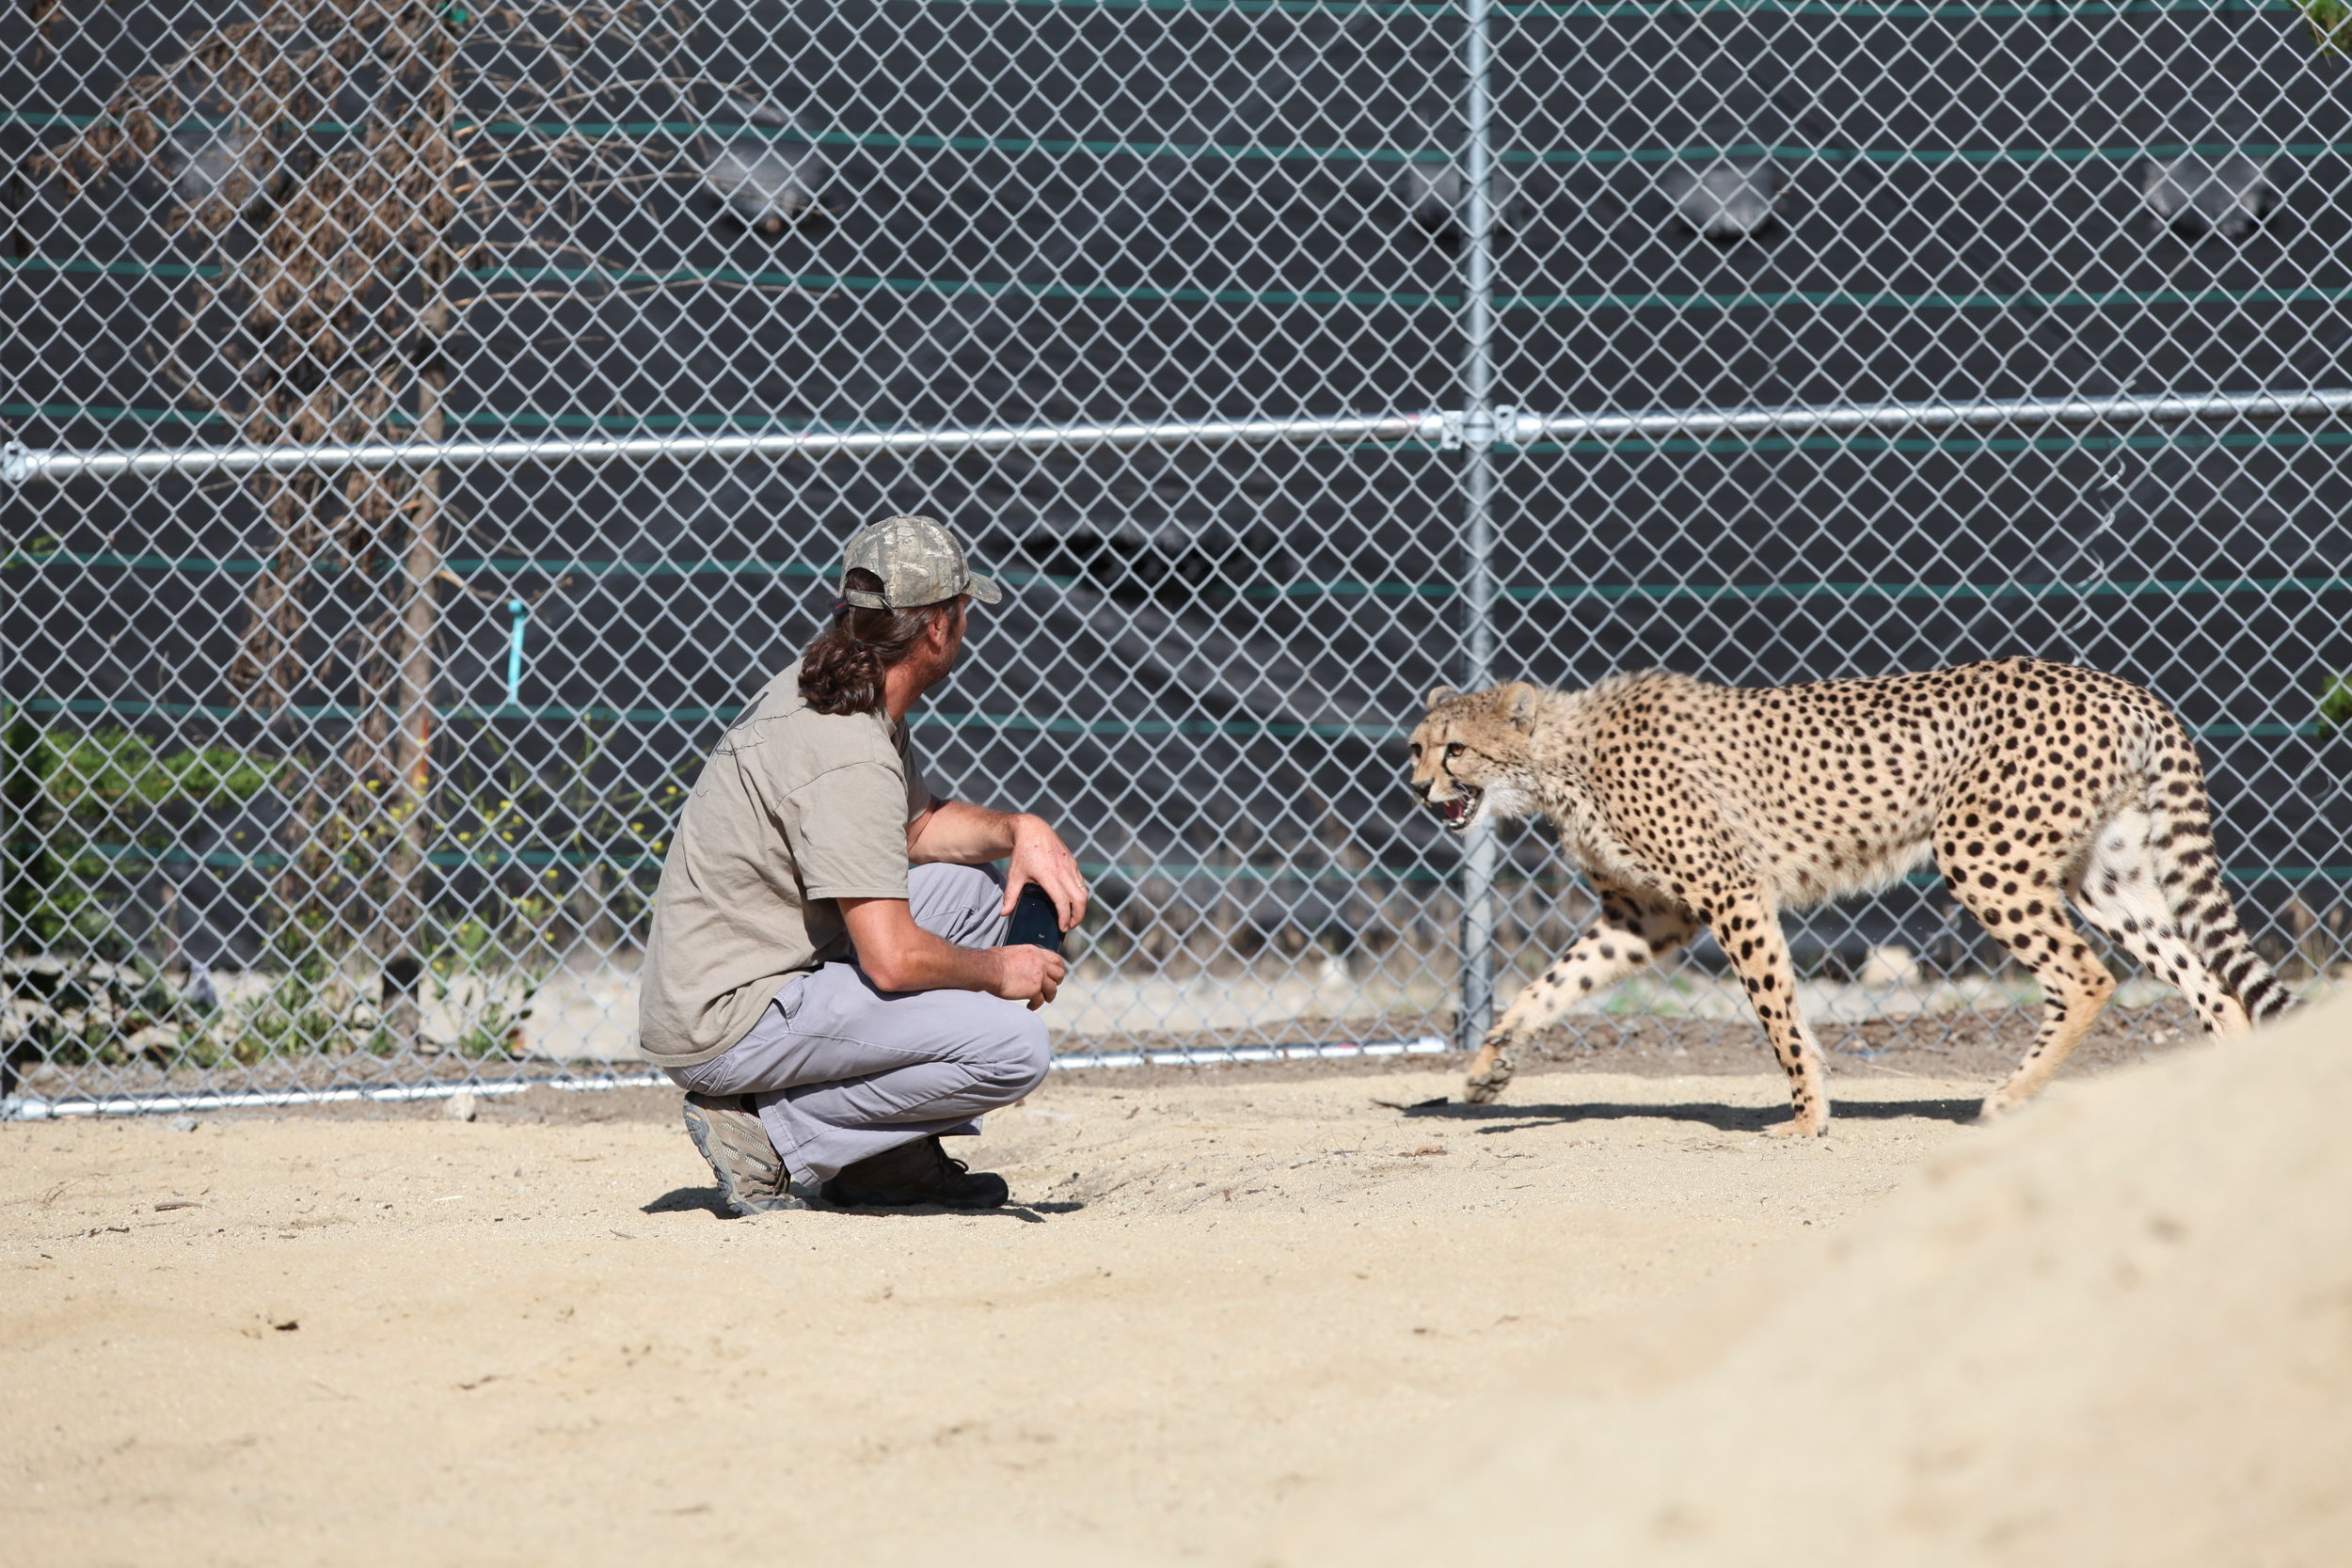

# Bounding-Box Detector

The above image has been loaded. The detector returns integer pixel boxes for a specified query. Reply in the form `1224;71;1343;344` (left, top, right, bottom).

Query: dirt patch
6;1059;2001;1567
1292;996;2352;1567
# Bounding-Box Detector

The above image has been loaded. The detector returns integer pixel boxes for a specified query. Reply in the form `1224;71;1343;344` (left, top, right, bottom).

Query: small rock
170;1115;199;1132
124;1023;181;1057
442;1091;478;1122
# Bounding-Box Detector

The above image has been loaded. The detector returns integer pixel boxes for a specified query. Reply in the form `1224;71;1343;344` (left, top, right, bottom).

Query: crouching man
636;515;1086;1212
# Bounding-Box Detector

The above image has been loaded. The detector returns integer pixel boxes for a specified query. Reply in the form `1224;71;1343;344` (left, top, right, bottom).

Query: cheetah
1406;657;2292;1133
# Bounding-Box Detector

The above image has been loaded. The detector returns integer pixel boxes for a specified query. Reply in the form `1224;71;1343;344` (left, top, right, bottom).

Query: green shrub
2320;673;2352;739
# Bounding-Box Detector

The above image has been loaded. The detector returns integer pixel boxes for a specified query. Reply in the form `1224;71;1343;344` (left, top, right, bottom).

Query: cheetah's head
1406;681;1544;832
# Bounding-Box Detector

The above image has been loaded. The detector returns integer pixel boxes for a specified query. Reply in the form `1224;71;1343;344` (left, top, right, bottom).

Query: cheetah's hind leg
1937;813;2118;1120
1460;884;1697;1104
2068;809;2250;1037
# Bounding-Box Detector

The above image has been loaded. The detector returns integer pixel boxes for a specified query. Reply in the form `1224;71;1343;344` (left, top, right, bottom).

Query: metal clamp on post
1463;404;1497;452
1438;409;1465;451
1;442;32;486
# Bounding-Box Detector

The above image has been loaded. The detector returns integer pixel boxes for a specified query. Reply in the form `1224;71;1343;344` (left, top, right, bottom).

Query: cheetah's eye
1445;742;1466;761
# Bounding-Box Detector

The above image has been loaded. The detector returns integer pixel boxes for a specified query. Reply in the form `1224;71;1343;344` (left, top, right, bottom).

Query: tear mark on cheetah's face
1406;683;1543;832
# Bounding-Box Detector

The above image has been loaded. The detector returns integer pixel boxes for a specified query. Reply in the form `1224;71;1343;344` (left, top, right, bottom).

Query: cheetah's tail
2144;722;2294;1024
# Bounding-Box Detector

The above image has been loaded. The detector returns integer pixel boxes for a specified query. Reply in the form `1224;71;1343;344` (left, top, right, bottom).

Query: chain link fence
5;0;2348;1113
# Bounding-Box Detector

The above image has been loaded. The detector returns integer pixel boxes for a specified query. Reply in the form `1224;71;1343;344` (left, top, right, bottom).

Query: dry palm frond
40;0;466;713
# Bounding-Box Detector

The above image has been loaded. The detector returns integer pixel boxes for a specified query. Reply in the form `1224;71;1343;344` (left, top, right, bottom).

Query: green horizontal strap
15;552;2352;610
29;840;2339;886
909;0;2290;17
25;839;660;873
17;695;741;725
12;696;2327;744
17;108;2346;174
467;257;1444;309
0;0;2290;28
0;549;1074;594
914;708;1399;739
1506;281;2352;314
21;252;2352;319
1210;572;2352;605
1499;574;2352;605
0;399;878;438
4;254;226;281
1512;138;2352;169
1496;0;2288;18
1076;858;1449;884
10;694;1391;737
2;400;244;431
3;109;417;135
42;839;1449;883
0;548;839;582
2;251;1450;312
456;114;1457;166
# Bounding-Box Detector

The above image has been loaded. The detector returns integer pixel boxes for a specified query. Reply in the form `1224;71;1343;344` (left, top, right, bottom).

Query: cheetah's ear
1425;684;1461;708
1502;681;1542;732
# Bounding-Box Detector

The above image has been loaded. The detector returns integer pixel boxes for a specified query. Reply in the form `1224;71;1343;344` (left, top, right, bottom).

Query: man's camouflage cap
839;515;1004;610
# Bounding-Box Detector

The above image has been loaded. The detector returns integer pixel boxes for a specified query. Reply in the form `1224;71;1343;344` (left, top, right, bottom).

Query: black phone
1006;882;1064;955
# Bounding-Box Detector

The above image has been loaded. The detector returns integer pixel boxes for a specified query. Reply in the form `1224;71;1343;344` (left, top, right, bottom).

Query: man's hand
1002;814;1088;933
906;800;1089;934
988;943;1067;1011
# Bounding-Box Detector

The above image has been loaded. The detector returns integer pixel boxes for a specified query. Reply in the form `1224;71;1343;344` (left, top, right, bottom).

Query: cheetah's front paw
1460;1061;1515;1104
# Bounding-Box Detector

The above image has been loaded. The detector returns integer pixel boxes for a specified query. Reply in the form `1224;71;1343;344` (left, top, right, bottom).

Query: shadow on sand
640;1186;1089;1222
1393;1096;1983;1133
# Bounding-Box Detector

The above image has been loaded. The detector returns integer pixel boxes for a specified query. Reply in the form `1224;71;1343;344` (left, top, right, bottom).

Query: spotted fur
1406;657;2291;1132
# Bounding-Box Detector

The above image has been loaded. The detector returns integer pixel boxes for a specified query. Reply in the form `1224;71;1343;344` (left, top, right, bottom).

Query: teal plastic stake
506;598;527;710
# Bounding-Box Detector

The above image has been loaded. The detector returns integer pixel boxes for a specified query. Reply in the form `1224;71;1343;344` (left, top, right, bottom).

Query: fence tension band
8;388;2351;483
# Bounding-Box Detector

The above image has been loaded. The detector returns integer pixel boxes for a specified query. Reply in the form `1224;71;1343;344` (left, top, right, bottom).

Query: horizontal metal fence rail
2;414;1438;483
12;389;2351;483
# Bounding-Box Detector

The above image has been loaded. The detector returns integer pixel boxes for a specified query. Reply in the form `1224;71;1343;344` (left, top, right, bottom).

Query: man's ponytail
798;568;954;716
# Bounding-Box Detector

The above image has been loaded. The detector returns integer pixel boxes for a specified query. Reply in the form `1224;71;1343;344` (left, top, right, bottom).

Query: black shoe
820;1135;1009;1210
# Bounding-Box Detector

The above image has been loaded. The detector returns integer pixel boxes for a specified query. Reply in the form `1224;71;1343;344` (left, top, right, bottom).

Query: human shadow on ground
809;1199;1087;1225
1391;1096;1983;1133
639;1187;1088;1222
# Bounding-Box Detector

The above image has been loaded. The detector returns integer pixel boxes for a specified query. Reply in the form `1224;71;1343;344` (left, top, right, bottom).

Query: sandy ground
8;1006;2341;1568
8;1051;2006;1567
1294;994;2352;1568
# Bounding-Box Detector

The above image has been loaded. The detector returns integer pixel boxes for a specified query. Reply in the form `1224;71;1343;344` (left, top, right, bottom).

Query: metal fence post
1456;0;1501;1053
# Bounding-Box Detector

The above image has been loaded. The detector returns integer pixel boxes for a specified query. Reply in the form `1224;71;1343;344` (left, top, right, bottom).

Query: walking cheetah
1406;657;2291;1133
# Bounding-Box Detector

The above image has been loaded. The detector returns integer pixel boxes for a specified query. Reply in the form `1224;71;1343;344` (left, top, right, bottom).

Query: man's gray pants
664;863;1051;1186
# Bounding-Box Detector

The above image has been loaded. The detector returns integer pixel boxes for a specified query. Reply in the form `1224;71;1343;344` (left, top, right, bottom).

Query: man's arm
906;800;1089;931
838;896;1064;1009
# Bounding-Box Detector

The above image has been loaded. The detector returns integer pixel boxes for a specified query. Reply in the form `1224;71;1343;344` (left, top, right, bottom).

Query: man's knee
974;1009;1052;1102
906;862;1008;947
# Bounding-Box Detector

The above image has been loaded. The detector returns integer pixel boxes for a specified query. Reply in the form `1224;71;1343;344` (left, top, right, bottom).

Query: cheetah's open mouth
1436;789;1479;830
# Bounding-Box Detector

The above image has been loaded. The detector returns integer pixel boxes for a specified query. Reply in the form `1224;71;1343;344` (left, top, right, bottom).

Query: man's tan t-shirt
637;659;932;1068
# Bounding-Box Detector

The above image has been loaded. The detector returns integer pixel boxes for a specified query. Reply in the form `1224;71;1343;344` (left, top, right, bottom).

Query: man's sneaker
820;1135;1009;1210
680;1093;799;1215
